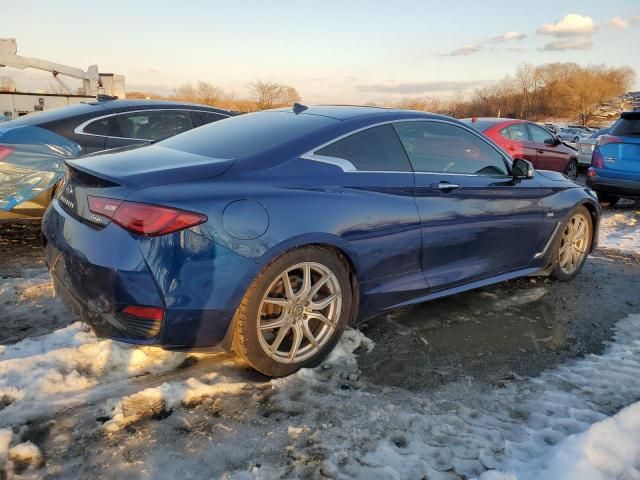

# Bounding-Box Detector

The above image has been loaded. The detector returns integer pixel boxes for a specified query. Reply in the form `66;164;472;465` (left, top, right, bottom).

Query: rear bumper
42;200;260;350
578;153;592;166
586;174;640;198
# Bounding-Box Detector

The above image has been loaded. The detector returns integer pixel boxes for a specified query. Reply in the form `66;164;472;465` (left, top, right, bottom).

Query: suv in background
464;118;580;180
577;128;610;167
587;111;640;205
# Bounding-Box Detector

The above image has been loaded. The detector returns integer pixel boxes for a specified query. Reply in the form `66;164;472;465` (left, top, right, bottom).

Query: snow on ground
598;208;640;255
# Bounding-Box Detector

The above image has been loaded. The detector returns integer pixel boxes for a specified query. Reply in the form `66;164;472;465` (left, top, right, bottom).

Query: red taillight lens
88;196;207;236
122;305;164;321
591;149;604;168
587;167;597;177
0;145;15;161
88;196;122;218
597;135;624;146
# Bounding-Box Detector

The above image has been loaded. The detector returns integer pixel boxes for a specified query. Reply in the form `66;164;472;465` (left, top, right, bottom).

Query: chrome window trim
300;117;513;176
73;108;230;141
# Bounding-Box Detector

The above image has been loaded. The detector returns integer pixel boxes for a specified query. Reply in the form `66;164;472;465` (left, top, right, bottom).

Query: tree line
397;63;635;126
127;63;635;125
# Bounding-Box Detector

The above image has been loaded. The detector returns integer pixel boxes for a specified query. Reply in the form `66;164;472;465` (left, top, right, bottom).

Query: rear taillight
591;149;604;168
122;305;164;321
597;135;624;146
88;196;207;236
0;145;15;161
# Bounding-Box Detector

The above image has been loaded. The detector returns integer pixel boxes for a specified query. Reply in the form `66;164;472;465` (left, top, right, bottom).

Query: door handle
431;182;461;192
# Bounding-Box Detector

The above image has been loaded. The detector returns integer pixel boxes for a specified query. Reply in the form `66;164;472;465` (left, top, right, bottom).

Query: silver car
577;128;610;166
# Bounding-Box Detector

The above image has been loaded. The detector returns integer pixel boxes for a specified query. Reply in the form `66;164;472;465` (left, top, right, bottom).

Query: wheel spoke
263;297;289;307
308;273;331;300
310;292;340;310
302;319;319;348
281;272;295;301
298;263;312;298
289;324;303;360
259;315;288;331
270;324;291;353
307;312;335;328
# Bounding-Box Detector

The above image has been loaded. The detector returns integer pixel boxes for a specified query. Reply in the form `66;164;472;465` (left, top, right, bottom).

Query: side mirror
554;135;561;145
512;158;535;180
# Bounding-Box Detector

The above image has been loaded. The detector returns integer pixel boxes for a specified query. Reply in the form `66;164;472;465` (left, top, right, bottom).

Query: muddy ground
1;209;639;394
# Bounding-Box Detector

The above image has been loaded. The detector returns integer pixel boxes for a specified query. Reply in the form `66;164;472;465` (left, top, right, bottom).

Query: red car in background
463;118;579;180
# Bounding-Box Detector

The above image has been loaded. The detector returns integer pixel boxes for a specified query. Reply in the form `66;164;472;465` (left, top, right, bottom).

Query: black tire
232;245;352;377
597;193;619;207
551;205;593;282
564;159;579;181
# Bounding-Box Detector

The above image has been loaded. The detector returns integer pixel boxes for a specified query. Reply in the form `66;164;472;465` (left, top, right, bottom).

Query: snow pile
0;322;191;424
480;400;640;480
0;428;42;475
598;209;640;254
103;374;248;432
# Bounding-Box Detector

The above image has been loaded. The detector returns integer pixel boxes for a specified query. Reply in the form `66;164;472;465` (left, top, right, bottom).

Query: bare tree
248;80;301;110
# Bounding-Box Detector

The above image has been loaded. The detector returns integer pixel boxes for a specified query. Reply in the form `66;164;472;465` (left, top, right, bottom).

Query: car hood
536;169;573;183
67;144;235;188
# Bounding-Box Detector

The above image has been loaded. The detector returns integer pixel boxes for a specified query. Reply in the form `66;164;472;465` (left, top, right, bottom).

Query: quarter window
83;117;114;136
528;124;554;144
315;124;412;172
393;121;508;176
116;111;194;141
501;124;530;142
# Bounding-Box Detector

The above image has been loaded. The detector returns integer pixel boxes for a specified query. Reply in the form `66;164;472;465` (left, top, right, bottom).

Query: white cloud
489;31;527;43
537;14;596;37
539;37;593;51
441;44;481;57
605;17;629;29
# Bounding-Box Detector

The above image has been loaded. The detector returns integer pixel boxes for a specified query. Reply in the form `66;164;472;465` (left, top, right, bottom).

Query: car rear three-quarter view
42;105;601;377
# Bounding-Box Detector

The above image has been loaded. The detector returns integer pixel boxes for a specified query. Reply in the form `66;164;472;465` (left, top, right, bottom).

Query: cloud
537;14;596;37
605;17;629;29
489;31;527;43
539;38;593;51
507;46;526;53
355;80;484;95
632;15;640;26
441;44;481;57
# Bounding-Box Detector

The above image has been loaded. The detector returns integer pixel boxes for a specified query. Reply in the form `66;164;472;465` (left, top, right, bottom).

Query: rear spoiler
621;111;640;120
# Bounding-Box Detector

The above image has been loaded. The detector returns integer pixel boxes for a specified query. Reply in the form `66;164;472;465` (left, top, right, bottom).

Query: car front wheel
564;159;578;180
551;206;593;281
232;246;352;377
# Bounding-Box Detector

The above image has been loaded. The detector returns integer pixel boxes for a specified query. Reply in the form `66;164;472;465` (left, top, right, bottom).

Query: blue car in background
0;99;231;220
587;111;640;205
42;105;600;376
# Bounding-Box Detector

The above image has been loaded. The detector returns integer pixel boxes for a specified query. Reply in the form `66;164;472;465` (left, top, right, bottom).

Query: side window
501;124;529;142
393;121;508;176
198;112;227;126
83;117;114;136
528;124;554;144
116;111;194;141
315;124;412;172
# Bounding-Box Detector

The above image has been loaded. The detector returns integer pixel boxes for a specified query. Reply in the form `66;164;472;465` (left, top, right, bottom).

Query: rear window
160;111;335;159
611;114;640;137
461;119;498;132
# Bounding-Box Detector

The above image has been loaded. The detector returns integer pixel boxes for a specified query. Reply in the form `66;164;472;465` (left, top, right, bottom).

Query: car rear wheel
564;159;578;180
551;206;593;281
232;246;352;377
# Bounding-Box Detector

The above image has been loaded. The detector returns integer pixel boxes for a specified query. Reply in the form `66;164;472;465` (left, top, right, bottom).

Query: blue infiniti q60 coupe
42;105;600;376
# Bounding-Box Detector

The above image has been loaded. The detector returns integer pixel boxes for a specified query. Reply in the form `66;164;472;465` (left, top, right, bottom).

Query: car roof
269;104;446;121
0;99;230;129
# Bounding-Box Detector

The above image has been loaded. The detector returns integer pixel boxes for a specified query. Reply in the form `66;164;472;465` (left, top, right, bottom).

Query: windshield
160;111;336;159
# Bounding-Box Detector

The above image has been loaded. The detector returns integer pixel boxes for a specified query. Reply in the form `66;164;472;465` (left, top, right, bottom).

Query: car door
393;120;547;290
309;123;426;307
499;123;538;166
104;109;195;149
527;123;565;172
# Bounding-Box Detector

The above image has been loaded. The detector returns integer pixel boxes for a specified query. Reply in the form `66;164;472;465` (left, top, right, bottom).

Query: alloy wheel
257;262;342;364
558;212;590;275
565;161;578;180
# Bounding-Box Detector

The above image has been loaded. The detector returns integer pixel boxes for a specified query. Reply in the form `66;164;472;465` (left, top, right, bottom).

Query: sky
1;0;639;104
